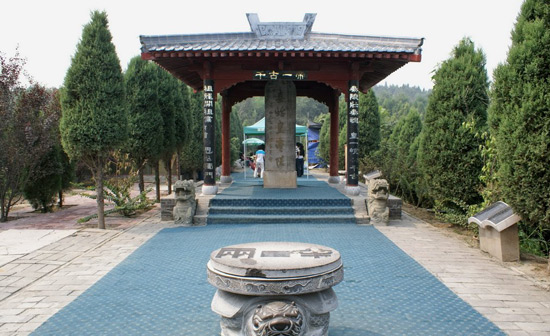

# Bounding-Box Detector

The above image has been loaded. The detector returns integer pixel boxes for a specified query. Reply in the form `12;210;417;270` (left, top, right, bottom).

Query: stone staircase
206;198;356;225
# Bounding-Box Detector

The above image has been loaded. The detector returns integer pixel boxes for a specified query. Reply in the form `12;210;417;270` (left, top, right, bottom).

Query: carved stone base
345;185;361;196
263;171;297;188
202;184;218;195
212;289;337;336
221;175;233;184
327;176;340;184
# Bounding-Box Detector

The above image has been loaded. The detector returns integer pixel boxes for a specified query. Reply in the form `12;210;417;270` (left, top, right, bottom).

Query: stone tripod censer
207;242;343;336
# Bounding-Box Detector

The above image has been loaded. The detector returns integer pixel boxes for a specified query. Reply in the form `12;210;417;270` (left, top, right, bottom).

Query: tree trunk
0;198;5;222
58;189;63;208
96;158;106;230
154;161;161;202
138;166;145;193
176;152;182;180
165;157;172;195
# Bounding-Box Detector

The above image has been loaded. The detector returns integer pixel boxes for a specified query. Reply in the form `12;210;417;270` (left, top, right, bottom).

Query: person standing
296;142;304;177
254;145;265;178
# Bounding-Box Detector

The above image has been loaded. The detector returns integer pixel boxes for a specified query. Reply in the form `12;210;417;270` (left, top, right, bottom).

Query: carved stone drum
207;242;343;336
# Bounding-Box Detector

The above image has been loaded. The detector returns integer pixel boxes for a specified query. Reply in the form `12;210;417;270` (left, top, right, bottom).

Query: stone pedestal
327;176;340;184
479;224;520;262
264;80;297;189
468;201;521;262
207;242;343;336
220;175;233;184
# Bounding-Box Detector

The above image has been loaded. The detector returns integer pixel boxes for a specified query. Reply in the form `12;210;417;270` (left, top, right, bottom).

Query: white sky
1;0;524;90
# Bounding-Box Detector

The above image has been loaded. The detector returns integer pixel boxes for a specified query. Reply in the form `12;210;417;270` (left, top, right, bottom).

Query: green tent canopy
242;138;265;145
243;117;307;136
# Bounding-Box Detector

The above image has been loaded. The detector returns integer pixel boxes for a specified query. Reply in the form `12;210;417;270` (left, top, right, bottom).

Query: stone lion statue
172;180;196;225
367;179;389;224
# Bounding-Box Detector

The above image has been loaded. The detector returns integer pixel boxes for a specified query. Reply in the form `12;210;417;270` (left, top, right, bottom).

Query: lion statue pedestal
207;242;343;336
172;180;196;226
367;179;390;225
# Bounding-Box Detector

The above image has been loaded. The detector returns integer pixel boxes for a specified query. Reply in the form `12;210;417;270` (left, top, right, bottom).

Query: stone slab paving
376;214;550;336
0;231;77;266
0;208;169;336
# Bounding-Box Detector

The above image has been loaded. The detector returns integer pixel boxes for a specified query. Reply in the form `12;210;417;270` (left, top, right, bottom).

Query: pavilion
140;13;423;195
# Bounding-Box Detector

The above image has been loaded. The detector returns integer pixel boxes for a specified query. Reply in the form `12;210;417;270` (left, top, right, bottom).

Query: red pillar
221;97;232;183
328;90;340;183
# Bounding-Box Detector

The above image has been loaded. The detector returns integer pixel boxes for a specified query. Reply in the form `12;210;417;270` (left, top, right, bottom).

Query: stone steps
207;198;356;225
207;213;356;225
208;206;354;216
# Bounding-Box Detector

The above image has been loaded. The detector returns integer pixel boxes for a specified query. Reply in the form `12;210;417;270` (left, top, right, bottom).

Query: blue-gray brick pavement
32;223;504;335
32;173;504;335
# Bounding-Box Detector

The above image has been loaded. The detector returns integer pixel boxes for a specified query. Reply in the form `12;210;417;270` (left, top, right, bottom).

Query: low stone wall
388;195;402;220
160;199;176;221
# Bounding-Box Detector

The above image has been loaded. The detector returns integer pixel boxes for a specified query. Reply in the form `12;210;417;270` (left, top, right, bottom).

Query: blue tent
307;121;324;166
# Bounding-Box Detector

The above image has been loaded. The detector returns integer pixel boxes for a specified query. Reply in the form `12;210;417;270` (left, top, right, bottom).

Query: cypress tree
155;67;178;196
417;37;489;206
180;90;204;179
60;11;127;229
358;90;381;160
395;110;423;203
124;56;164;194
490;0;550;227
174;83;191;179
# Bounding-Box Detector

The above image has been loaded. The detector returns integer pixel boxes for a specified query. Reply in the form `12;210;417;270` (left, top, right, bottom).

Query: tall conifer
124;56;164;194
417;37;489;206
490;0;550;227
60;11;127;229
174;83;191;179
155;67;178;196
358;90;381;160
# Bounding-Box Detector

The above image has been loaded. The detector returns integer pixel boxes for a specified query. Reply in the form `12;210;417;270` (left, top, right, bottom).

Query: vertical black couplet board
203;79;215;186
347;80;360;186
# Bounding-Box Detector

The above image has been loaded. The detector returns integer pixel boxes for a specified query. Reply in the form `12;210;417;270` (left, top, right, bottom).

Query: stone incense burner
207;242;343;336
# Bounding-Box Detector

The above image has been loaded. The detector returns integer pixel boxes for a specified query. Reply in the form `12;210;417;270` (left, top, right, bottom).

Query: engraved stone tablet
207;242;343;296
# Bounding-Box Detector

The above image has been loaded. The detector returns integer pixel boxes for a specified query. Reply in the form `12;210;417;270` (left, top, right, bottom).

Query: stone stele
207;241;343;336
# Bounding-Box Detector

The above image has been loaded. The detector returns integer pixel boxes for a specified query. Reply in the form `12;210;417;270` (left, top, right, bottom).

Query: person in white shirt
254;145;265;178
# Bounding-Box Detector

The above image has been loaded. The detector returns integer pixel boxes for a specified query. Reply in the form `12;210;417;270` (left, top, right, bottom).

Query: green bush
78;175;154;223
23;146;63;212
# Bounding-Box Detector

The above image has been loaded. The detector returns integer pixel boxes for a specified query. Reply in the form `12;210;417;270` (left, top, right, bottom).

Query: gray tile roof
140;32;423;55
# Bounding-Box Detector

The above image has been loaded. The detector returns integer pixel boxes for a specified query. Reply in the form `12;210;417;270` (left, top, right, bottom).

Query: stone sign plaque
252;71;307;81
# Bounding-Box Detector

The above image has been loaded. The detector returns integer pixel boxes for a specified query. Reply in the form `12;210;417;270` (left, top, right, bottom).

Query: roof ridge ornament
247;13;316;40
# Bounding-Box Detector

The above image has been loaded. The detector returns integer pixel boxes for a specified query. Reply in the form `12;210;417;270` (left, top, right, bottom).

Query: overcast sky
1;0;524;90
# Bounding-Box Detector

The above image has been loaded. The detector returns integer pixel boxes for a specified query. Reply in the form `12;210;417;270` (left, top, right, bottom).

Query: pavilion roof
140;32;423;55
139;14;424;96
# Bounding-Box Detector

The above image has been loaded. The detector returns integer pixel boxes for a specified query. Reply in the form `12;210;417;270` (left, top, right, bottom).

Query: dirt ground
403;203;550;291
